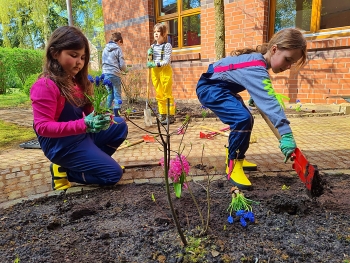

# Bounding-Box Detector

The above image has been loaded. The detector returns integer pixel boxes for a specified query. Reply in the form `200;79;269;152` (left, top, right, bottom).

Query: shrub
23;73;40;96
88;69;102;77
121;69;143;104
0;47;43;94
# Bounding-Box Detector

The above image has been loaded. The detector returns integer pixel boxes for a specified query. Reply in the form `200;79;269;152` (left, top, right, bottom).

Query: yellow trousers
151;65;175;115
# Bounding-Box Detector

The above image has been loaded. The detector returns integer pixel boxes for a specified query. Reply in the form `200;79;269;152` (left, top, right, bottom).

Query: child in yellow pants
147;23;175;124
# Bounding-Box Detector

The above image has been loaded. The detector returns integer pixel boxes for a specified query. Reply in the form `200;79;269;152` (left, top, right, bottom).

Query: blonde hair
232;28;307;67
153;23;168;43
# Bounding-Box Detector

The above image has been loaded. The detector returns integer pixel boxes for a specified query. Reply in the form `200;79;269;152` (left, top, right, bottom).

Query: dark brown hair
42;26;92;107
111;32;123;44
231;28;307;68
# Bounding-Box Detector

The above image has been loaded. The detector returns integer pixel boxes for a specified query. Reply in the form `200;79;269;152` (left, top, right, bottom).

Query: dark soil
1;101;347;263
1;172;350;263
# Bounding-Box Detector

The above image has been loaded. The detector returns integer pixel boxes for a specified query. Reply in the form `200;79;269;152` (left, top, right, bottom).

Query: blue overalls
196;64;253;160
37;102;128;186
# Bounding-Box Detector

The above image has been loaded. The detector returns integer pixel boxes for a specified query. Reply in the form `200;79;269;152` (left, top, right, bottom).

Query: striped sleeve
153;43;172;67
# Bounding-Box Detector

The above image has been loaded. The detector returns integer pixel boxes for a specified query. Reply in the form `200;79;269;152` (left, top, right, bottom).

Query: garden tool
326;95;350;103
199;126;229;137
255;105;324;198
114;134;160;150
144;68;153;127
200;126;230;139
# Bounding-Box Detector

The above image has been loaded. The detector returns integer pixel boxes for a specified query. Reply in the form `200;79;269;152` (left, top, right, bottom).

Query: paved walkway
1;108;350;208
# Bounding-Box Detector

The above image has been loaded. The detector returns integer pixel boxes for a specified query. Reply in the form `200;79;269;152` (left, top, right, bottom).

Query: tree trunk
214;0;225;60
66;0;74;26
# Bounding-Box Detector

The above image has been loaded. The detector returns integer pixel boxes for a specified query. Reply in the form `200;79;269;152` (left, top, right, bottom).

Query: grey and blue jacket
102;41;127;76
197;53;292;136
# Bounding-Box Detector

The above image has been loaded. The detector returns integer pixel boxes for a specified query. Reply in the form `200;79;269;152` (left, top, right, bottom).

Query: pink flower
160;155;190;183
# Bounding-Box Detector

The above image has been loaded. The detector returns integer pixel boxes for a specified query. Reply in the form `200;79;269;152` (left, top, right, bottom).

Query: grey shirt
102;41;127;76
210;53;292;135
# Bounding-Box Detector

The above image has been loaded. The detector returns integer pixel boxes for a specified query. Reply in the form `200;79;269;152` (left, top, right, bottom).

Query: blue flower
200;105;207;110
243;211;255;223
240;217;247;227
227;215;234;224
117;99;123;105
296;99;301;103
95;76;100;86
87;75;94;83
236;210;245;217
103;79;113;88
100;74;105;80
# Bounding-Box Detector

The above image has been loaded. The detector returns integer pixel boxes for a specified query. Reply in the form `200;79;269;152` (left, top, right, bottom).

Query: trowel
256;105;324;198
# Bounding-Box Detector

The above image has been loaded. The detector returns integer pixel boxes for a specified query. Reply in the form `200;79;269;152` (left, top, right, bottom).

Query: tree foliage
0;0;104;49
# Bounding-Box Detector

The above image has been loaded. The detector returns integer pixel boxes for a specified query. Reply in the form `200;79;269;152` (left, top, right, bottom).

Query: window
156;0;201;49
269;0;350;39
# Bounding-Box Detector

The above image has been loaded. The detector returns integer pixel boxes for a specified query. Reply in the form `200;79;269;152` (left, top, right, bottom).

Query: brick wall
102;0;350;104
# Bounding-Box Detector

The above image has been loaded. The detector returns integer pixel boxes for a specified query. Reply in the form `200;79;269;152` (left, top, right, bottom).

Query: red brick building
102;0;350;105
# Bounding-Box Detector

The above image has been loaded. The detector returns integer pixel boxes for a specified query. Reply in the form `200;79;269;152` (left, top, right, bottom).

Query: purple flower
240;217;247;227
87;75;94;83
236;210;245;217
103;79;113;88
227;215;234;224
243;211;255;223
95;76;100;86
117;99;123;105
200;105;207;110
100;74;105;80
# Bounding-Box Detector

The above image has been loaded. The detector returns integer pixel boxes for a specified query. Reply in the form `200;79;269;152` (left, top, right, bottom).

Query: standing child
147;23;175;125
30;26;128;191
196;28;307;190
102;31;128;116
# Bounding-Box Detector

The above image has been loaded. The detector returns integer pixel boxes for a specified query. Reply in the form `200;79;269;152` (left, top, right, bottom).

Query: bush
121;69;143;104
0;47;43;94
88;69;102;77
23;73;40;96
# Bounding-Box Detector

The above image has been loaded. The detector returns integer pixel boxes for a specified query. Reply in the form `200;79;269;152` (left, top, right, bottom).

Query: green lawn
0;91;31;109
0;120;36;151
0;91;35;151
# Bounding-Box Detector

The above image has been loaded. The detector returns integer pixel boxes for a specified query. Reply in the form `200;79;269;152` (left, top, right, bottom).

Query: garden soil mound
1;172;349;263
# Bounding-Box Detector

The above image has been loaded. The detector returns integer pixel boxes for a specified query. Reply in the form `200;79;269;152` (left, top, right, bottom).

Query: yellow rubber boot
50;163;71;191
242;159;257;171
225;147;257;171
227;159;253;190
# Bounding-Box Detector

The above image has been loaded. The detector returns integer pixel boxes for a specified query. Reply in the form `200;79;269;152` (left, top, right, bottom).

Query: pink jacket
30;77;92;138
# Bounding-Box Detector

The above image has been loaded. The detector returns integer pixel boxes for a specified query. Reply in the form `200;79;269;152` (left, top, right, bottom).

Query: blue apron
37;101;128;185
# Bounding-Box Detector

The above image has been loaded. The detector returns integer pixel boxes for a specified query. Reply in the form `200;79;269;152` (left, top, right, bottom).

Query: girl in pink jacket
30;26;128;191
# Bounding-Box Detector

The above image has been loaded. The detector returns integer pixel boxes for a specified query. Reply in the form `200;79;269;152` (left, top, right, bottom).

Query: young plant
295;99;302;112
200;105;208;119
159;154;190;198
86;74;112;115
227;187;259;227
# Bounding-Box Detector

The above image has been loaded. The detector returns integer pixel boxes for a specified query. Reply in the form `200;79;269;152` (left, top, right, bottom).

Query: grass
0;91;35;151
0;120;36;151
0;91;31;109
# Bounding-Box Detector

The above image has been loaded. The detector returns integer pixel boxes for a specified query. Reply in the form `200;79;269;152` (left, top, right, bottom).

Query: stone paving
1;108;350;208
